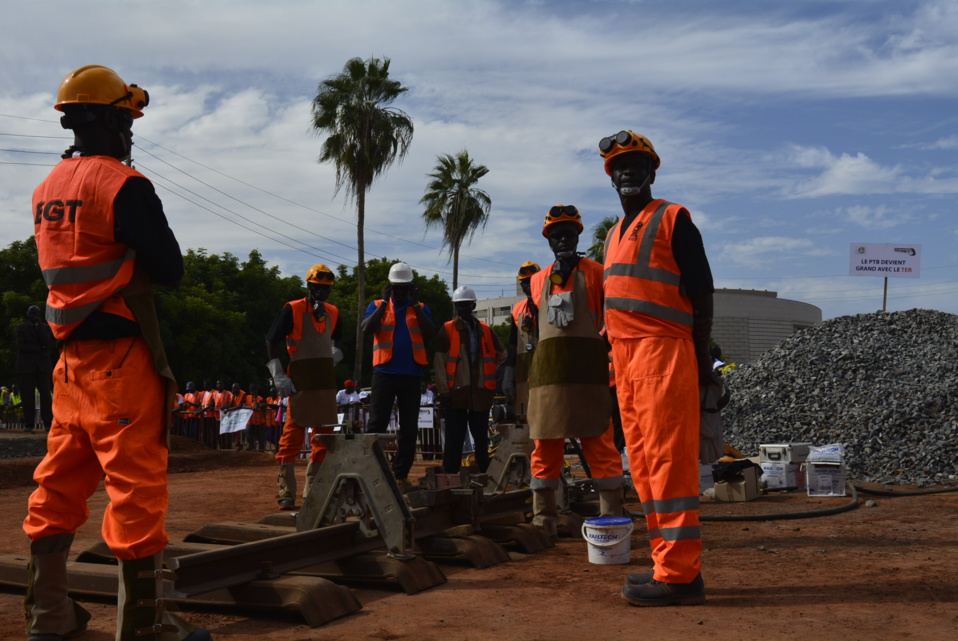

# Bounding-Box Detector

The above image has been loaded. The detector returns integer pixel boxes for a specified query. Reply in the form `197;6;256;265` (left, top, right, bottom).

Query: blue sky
1;0;956;320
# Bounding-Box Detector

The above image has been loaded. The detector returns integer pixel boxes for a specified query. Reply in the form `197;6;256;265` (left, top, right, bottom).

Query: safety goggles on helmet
305;263;335;285
599;130;660;176
517;262;540;280
542;204;583;238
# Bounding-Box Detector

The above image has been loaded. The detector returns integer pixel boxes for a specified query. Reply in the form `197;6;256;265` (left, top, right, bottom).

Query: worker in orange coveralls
24;65;210;640
266;263;343;509
526;206;624;538
599;130;716;607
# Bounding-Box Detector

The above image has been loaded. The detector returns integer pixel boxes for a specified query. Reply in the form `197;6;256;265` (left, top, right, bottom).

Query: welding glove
547;292;575;329
699;378;729;464
267;358;296;398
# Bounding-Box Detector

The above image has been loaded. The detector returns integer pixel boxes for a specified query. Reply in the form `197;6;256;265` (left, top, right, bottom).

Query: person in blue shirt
361;262;437;481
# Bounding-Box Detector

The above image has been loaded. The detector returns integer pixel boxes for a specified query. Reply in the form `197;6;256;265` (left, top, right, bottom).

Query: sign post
848;243;921;311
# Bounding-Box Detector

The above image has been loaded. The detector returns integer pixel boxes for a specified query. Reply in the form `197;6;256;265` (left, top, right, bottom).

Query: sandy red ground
0;434;956;641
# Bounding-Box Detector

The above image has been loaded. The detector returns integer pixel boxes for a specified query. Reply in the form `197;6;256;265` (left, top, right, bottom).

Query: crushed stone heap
722;308;958;487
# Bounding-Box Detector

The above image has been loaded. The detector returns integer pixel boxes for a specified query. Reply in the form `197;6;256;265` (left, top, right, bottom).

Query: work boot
25;533;91;641
303;462;317;500
624;571;653;586
598;488;625;517
117;553;212;640
621;573;706;606
277;462;296;508
531;488;558;538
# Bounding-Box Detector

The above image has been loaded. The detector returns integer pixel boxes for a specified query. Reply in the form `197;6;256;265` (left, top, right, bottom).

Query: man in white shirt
336;380;361;406
420;382;435;406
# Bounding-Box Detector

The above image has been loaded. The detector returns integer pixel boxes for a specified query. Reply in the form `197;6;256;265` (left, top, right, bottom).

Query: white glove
699;381;724;464
267;358;296;398
547;292;575;329
332;346;344;365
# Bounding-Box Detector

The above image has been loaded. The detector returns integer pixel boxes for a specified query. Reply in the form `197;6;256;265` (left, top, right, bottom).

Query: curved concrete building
712;289;821;364
475;288;821;366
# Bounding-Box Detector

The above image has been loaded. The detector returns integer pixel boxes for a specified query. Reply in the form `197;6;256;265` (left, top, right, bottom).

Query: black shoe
621;573;705;606
624;571;653;586
184;628;213;641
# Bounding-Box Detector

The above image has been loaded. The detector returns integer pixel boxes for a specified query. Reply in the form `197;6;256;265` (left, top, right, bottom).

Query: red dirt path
0;434;956;641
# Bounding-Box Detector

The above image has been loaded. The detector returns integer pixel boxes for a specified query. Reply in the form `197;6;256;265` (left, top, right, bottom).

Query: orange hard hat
542;205;583;238
599;130;660;176
55;65;149;118
305;263;335;285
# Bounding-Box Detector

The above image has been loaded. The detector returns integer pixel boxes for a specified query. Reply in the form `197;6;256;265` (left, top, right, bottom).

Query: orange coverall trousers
275;412;333;464
612;335;702;583
23;338;169;561
531;425;623;483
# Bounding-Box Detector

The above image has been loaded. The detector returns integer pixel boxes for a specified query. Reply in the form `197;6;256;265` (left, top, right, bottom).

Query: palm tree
586;215;620;263
311;56;414;382
420;150;491;290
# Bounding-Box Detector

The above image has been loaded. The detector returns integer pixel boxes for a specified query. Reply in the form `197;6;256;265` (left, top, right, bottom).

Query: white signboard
219;408;253;434
418;407;435;429
849;243;921;278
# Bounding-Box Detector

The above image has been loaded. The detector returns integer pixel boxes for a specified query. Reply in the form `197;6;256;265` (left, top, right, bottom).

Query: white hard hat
452;286;477;302
388;262;414;284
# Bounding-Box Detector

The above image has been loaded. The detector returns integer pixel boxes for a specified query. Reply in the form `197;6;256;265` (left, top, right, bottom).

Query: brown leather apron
527;270;610;439
287;307;338;429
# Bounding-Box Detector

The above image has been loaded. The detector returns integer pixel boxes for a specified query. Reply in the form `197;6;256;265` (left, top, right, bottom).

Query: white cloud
840;205;914;230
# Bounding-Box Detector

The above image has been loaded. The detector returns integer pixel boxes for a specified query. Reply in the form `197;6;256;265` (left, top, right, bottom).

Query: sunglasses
598;130;635;155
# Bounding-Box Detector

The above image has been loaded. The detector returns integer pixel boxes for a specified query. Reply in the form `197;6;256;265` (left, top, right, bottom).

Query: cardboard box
699;463;715;495
713;466;759;502
759;443;812;463
760;461;806;491
804;461;847;496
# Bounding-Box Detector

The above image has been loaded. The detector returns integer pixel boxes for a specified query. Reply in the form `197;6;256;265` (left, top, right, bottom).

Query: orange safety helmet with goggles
55;65;149;119
517;261;541;280
305;263;335;285
541;205;583;238
599;130;660;176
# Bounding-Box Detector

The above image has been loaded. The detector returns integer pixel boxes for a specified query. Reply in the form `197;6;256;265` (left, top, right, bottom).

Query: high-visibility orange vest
372;299;428;367
443;319;498;391
33;156;139;339
243;394;265;425
285;298;338;356
604;199;694;340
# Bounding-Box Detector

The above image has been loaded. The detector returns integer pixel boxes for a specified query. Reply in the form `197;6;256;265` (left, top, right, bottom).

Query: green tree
420;150;491;290
586;215;620;263
0;238;48;386
311;56;414;384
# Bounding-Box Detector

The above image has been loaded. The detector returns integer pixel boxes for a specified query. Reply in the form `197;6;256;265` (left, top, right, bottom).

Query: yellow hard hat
542;205;583;238
599;130;660;176
517;261;541;280
55;65;149;118
305;263;335;285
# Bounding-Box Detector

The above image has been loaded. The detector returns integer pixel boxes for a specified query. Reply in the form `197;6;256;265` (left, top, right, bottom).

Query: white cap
452;286;477;302
388;261;414;284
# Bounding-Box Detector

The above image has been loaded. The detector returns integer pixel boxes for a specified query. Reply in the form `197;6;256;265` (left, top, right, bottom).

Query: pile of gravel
722;308;958;487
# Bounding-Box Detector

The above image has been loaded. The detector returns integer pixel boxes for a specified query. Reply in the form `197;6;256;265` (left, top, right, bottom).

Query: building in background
474;288;822;365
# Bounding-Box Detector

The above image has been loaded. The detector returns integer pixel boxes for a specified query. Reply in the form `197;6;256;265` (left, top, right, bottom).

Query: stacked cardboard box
759;443;810;490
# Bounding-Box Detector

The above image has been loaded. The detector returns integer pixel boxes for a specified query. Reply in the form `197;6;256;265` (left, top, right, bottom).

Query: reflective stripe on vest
372;300;427;366
33;156;139;339
444;319;497;391
604;200;694;339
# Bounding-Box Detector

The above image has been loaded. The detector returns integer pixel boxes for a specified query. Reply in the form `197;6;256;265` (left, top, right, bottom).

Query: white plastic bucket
581;516;634;565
